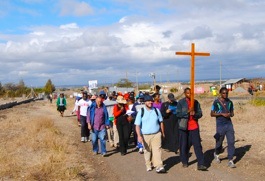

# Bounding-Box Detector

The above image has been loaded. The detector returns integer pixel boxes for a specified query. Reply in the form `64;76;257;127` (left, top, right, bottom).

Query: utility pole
220;61;222;88
135;71;139;94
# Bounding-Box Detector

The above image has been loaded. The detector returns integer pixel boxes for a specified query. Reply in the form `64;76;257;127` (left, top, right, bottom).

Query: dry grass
0;113;83;180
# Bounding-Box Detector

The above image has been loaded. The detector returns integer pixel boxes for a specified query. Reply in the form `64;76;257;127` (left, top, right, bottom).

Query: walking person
211;87;236;168
152;93;162;110
131;92;145;153
56;93;67;117
71;94;82;126
135;95;166;173
87;96;109;156
176;88;207;171
160;93;179;153
78;92;91;142
113;96;132;155
104;97;117;147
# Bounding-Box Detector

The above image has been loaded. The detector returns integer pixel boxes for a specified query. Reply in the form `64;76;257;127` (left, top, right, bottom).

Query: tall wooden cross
175;43;210;108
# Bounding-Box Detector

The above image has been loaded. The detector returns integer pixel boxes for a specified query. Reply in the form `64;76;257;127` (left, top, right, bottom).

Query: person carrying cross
176;88;207;171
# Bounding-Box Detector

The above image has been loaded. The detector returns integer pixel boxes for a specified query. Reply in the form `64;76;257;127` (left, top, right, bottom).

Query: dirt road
1;100;264;180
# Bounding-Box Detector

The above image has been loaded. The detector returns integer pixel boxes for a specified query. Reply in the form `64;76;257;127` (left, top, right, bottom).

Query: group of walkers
62;85;236;173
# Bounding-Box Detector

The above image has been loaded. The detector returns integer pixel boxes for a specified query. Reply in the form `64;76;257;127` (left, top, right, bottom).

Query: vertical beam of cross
175;43;210;108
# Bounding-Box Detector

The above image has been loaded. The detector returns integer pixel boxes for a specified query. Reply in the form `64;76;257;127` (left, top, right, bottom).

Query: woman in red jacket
113;96;132;155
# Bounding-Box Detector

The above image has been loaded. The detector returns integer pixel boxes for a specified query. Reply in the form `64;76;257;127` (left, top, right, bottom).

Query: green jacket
56;97;67;107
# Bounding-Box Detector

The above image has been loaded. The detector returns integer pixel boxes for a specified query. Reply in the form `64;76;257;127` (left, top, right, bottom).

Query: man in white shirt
78;92;92;142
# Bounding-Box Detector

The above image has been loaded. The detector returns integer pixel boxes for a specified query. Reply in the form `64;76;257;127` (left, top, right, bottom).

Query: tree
0;82;5;96
115;78;134;87
18;79;25;89
43;79;55;94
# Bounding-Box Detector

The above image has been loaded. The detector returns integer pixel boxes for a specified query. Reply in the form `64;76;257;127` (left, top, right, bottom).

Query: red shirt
186;98;198;130
113;104;128;125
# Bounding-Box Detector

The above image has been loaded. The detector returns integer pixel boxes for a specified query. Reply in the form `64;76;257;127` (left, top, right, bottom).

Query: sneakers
228;160;236;168
214;152;221;163
84;137;88;142
197;165;207;171
81;137;85;142
138;148;144;154
102;153;106;157
156;166;166;173
146;167;152;172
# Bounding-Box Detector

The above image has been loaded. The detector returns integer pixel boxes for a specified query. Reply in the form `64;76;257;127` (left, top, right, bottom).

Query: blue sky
0;0;265;87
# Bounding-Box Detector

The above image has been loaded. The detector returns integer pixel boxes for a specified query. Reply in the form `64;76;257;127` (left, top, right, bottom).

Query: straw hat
116;96;127;104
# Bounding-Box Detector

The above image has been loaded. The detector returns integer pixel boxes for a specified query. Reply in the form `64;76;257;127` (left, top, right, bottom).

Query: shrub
250;98;265;106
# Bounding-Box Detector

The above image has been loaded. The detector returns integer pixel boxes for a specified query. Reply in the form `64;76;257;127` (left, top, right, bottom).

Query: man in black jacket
176;88;207;171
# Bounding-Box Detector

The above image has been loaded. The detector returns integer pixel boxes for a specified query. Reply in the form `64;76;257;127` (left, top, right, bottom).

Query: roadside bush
250;98;265;106
170;87;178;93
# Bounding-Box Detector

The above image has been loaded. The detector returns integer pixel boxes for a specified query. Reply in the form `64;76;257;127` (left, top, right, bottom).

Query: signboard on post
88;80;98;90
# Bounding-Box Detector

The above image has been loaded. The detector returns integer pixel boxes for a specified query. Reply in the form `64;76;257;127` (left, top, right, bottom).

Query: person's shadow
234;144;251;164
203;144;252;167
163;155;181;171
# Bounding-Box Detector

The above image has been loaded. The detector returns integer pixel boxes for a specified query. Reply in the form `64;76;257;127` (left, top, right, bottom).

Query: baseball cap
144;95;154;102
168;93;175;101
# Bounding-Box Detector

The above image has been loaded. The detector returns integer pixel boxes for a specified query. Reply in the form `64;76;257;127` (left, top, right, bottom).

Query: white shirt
78;99;92;116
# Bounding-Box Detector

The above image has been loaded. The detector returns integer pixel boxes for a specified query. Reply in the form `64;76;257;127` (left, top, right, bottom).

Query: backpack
141;107;158;118
140;107;160;125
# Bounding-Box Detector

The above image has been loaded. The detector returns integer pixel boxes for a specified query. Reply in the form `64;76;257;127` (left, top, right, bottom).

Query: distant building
108;87;134;94
222;78;249;91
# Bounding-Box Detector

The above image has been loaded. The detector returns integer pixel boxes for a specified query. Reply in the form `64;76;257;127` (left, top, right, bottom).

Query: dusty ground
0;96;265;181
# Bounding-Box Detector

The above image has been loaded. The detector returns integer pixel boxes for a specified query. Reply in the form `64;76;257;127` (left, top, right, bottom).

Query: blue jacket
87;102;109;127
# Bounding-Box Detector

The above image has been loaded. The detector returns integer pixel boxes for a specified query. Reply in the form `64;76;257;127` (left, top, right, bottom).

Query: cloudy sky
0;0;264;87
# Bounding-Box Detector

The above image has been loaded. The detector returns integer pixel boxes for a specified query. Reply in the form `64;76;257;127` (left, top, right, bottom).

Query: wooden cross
175;43;210;108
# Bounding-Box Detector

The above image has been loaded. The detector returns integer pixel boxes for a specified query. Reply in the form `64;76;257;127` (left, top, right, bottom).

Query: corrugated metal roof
222;78;244;85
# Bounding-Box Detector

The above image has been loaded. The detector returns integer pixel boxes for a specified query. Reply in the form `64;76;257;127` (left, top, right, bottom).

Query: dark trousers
179;128;204;166
163;114;179;152
215;123;235;160
80;115;90;137
130;121;137;147
117;116;131;154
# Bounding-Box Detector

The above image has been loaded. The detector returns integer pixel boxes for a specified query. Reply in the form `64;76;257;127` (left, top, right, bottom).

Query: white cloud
58;0;93;17
60;23;79;29
1;0;265;86
182;26;213;40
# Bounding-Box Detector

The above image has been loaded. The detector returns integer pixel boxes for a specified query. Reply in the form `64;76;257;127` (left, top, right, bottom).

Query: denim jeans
91;129;107;154
215;123;235;160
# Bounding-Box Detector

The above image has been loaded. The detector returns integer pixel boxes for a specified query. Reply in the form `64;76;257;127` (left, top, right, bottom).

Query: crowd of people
57;85;237;173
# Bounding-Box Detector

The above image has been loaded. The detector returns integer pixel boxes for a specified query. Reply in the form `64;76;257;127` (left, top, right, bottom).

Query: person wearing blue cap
131;92;145;150
99;90;107;101
135;94;166;173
